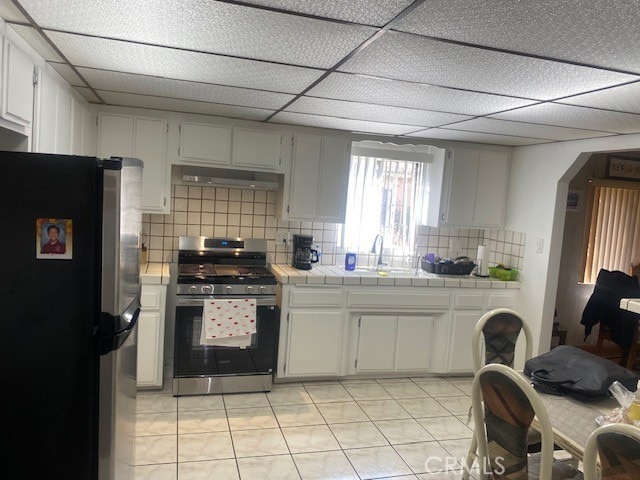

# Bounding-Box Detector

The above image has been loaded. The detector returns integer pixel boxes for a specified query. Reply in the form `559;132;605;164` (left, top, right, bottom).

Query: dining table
530;390;618;461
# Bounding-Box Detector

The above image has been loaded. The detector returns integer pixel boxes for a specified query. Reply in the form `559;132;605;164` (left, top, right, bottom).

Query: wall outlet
276;231;289;245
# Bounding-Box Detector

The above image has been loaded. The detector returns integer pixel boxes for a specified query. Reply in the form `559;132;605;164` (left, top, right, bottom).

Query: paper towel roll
477;245;489;277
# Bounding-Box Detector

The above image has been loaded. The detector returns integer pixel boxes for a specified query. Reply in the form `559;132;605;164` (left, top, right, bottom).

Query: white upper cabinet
1;38;34;130
134;118;169;214
179;122;283;172
426;148;509;228
286;133;350;222
232;127;281;170
179;121;231;165
34;64;92;155
98;113;133;158
98;113;169;214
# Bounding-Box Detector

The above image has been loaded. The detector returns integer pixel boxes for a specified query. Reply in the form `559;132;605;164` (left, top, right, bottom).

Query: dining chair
463;308;535;479
472;363;582;480
472;308;533;373
583;423;640;480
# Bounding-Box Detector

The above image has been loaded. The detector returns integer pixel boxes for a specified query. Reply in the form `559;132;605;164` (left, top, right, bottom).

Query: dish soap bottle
345;251;357;271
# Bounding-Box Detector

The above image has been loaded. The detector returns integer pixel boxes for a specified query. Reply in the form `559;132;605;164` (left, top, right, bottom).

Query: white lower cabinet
355;315;432;373
277;284;518;379
447;311;484;373
285;310;343;377
137;284;167;389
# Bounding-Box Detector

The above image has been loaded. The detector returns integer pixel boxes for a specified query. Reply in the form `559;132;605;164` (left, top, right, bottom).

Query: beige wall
508;133;640;357
555;154;608;346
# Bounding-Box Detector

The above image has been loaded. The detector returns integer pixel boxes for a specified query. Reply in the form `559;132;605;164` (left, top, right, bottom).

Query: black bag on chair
524;345;639;402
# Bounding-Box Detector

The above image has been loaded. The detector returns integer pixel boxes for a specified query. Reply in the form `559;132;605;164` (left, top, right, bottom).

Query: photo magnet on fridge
36;218;72;260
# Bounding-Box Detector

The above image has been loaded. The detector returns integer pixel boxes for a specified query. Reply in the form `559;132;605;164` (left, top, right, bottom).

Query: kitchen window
582;181;640;283
339;142;436;254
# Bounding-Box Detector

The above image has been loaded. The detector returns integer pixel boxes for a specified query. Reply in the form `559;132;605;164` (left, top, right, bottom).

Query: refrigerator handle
99;294;141;355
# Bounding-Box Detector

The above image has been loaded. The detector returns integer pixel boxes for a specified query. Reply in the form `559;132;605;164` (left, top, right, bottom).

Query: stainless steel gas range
173;236;279;396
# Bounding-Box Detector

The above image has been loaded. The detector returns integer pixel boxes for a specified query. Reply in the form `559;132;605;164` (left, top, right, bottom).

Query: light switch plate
535;238;544;253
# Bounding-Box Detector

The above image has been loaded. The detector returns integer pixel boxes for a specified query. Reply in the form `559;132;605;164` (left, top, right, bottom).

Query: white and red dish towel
200;298;257;347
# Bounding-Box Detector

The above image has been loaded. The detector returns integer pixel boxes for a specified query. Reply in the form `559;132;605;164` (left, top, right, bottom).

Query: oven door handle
176;296;277;307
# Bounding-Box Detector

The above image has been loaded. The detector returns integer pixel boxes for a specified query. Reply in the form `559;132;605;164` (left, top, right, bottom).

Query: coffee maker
292;234;320;270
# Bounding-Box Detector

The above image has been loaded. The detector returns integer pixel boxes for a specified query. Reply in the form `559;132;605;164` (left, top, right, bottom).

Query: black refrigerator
0;152;143;479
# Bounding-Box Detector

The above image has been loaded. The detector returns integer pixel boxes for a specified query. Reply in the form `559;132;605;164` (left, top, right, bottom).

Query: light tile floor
134;376;479;480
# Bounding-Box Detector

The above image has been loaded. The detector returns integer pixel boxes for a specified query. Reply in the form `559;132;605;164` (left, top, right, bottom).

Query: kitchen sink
350;267;424;277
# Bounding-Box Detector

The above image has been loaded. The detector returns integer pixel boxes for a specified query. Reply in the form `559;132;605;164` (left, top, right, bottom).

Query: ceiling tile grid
338;31;639;100
77;67;294;111
491;103;640;134
9;25;63;62
284;96;472;127
407;128;551;147
45;31;325;94
20;0;377;68
557;81;640;114
5;0;640;146
394;0;640;74
445;117;615;141
272;111;421;135
306;72;539;116
49;62;85;87
98;91;276;121
239;0;414;27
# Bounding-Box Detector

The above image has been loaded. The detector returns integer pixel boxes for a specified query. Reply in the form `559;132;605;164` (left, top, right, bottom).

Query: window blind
584;185;640;283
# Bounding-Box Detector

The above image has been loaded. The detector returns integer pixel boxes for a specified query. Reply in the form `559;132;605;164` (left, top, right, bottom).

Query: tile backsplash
142;185;525;272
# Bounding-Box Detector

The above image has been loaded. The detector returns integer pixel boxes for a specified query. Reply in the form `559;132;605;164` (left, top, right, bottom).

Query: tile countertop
270;264;520;288
620;298;640;314
140;262;171;285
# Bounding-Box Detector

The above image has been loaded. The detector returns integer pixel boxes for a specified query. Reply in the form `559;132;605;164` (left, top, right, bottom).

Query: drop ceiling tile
271;111;418;135
0;0;27;22
491;103;640;134
22;0;376;68
396;0;640;73
49;62;85;86
78;68;293;111
239;0;412;26
286;96;471;127
10;25;63;62
446;118;614;141
338;31;637;100
98;91;274;121
46;31;323;94
558;81;640;114
406;128;551;147
73;86;101;103
308;72;537;116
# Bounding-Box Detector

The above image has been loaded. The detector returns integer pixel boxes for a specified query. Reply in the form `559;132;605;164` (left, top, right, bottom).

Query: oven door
174;295;279;380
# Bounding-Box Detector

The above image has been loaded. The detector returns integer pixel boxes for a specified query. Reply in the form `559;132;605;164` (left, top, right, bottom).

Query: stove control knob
189;285;197;294
245;285;254;294
259;286;266;294
202;285;213;294
225;285;233;294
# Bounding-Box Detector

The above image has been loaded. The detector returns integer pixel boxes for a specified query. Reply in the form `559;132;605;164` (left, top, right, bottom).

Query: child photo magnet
36;218;72;260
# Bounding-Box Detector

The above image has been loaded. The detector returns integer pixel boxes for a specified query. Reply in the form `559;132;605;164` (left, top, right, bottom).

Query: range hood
175;165;280;190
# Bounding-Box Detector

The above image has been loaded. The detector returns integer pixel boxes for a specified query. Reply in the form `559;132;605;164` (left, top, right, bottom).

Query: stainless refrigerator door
99;157;143;480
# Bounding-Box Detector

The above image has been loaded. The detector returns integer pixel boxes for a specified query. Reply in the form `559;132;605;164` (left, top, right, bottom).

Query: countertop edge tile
140;262;170;285
267;265;521;289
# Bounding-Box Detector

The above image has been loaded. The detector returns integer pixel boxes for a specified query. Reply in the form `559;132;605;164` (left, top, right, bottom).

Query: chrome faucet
415;252;422;276
371;234;386;271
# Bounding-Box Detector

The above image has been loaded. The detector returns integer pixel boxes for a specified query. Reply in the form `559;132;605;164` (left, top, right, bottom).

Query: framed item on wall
566;189;583;212
606;155;640;181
